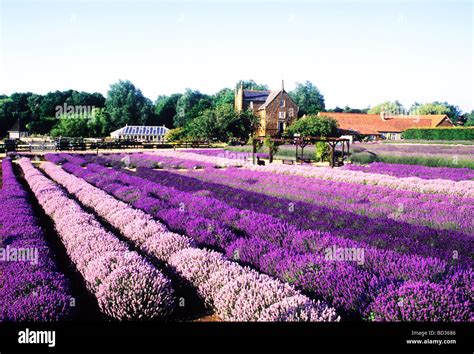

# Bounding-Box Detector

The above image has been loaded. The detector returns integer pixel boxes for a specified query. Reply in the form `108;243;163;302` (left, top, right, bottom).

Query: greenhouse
110;125;169;142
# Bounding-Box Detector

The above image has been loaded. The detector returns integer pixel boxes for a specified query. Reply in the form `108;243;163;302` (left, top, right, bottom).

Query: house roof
8;118;27;132
110;125;169;137
257;90;285;110
243;90;271;102
319;112;451;135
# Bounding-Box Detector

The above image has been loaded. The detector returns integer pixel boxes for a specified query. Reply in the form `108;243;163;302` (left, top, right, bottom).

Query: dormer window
280;99;285;108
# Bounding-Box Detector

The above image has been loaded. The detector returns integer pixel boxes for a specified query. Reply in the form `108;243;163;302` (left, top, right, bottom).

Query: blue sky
0;0;472;112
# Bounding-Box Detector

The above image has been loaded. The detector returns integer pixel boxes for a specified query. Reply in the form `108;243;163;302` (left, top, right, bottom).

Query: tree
87;108;111;137
286;115;338;137
368;100;405;114
409;102;462;124
212;88;234;107
105;80;154;132
187;103;259;143
154;94;181;128
289;81;325;116
236;80;269;91
50;114;90;137
173;89;213;128
463;110;474;126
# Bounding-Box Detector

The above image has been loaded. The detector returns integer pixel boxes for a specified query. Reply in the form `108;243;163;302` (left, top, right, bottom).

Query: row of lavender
18;158;175;320
38;159;338;321
146;150;474;198
0;158;73;321
188;149;474;182
341;162;474;182
48;153;472;321
81;152;474;234
78;153;472;263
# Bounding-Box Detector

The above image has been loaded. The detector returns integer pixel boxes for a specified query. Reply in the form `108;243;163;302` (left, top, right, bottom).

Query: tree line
1;79;472;142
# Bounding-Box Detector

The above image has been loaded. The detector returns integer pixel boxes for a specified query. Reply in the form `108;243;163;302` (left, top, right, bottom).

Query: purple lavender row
0;158;73;322
342;162;474;182
74;152;474;235
18;158;175;320
39;160;339;322
168;164;473;235
52;156;472;320
132;167;473;258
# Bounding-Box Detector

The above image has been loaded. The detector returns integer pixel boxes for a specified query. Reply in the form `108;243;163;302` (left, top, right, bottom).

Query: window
249;101;254;109
289;108;294;118
278;111;286;119
280;99;285;108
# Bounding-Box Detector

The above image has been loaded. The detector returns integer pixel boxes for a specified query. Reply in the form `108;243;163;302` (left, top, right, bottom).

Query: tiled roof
243;90;271;102
257;90;284;110
110;125;169;136
319;113;450;135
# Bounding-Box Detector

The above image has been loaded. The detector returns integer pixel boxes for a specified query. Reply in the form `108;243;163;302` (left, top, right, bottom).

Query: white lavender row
39;161;339;322
18;158;175;320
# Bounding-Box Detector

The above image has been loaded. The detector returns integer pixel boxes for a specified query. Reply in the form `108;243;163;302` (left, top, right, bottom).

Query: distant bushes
403;127;474;141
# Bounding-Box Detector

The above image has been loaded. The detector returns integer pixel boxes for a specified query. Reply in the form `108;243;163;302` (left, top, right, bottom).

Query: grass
350;151;474;169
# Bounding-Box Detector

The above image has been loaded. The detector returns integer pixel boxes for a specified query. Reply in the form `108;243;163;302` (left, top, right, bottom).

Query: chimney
380;111;388;121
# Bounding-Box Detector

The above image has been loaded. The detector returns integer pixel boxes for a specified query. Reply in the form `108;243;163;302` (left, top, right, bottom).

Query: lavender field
0;150;472;323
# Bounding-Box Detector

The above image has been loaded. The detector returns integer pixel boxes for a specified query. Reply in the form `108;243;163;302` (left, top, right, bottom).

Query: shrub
403;127;474;141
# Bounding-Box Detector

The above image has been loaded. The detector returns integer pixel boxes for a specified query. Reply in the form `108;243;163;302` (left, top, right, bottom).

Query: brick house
234;82;299;137
319;112;454;140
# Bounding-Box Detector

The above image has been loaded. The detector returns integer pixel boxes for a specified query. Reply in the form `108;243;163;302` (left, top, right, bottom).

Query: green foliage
286;115;338;137
154;93;182;128
368;100;404;114
315;141;330;162
165;127;186;142
236;80;269;91
186;103;259;143
462;110;474;127
289;81;325;116
330;105;369;114
410;101;462;124
213;88;234;107
50;114;90;137
402;127;474;140
105;80;154;132
173;89;213;128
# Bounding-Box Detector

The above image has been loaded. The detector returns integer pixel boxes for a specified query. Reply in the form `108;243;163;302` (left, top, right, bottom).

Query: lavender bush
0;158;73;322
18;158;175;320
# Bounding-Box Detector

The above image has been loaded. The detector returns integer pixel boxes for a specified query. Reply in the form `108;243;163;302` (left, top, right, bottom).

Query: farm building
110;125;169;142
235;81;299;137
319;112;453;140
7;118;29;139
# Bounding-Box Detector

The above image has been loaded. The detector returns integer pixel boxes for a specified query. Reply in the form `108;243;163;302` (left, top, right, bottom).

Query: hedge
402;127;474;140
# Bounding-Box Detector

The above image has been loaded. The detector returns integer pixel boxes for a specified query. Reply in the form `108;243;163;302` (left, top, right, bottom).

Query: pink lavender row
17;158;175;321
163;165;473;235
0;158;73;321
78;155;471;266
53;157;473;321
39;160;339;322
73;151;474;234
342;162;474;182
186;149;270;160
151;150;474;198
